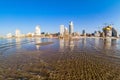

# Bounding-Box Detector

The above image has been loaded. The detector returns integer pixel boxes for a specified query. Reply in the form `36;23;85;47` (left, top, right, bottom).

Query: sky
0;0;120;35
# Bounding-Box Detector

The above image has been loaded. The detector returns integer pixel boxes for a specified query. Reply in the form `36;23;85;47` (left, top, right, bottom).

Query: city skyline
0;0;120;35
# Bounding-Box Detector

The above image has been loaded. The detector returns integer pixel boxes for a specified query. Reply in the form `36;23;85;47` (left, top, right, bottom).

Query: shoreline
3;36;120;39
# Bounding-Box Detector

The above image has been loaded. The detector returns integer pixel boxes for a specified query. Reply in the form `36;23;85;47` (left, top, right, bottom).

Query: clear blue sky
0;0;120;35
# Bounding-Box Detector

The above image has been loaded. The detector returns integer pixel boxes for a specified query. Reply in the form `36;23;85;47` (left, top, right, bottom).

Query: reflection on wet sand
7;38;13;48
94;38;99;47
103;38;118;50
69;39;74;51
115;39;120;49
35;38;41;50
104;38;112;49
111;39;117;48
7;38;13;43
82;38;86;48
103;38;120;58
15;38;21;49
59;39;75;51
64;39;69;47
59;39;64;52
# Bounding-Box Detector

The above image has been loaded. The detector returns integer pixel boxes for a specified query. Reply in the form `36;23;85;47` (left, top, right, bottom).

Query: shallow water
0;37;120;80
0;38;55;56
0;38;120;58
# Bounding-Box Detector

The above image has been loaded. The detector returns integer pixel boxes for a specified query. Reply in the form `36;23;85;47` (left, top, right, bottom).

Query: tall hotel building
69;21;74;35
60;25;65;36
15;29;21;38
35;25;41;36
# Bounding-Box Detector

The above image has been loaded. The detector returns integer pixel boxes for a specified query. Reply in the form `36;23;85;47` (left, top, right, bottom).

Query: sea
0;37;120;58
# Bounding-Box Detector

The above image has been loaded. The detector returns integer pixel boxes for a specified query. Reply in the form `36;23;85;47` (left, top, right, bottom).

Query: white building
15;29;21;38
35;25;41;36
69;21;74;35
94;31;100;37
60;25;64;36
64;27;68;34
6;33;12;38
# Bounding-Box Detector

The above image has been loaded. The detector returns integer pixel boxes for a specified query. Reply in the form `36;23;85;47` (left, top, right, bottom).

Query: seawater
0;38;120;58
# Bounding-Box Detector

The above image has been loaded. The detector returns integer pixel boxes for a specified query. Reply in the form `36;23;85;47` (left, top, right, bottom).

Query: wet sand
0;49;120;80
0;38;120;80
35;42;54;46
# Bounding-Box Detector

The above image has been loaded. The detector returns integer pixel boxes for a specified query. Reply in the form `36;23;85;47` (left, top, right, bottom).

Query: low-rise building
6;33;12;38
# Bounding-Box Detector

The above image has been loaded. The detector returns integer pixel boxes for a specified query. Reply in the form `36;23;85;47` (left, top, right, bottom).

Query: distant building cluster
60;21;74;35
6;22;119;39
6;25;41;38
60;21;78;38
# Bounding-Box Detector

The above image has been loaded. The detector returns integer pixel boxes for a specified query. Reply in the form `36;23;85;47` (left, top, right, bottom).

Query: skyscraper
112;28;119;37
60;25;64;36
15;29;21;38
64;27;69;35
69;21;74;35
82;30;86;36
35;25;41;36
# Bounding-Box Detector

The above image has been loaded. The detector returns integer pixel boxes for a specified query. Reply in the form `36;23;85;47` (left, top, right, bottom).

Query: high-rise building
60;25;64;36
64;27;69;34
15;29;21;38
112;28;119;37
82;30;86;36
35;25;41;36
69;21;74;35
